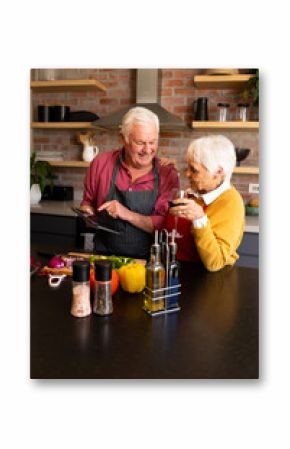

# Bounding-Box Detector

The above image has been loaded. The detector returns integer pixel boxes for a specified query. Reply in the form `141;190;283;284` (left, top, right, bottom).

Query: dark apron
94;155;159;259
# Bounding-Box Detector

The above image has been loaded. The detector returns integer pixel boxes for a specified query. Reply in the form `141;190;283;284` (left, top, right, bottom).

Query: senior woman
166;135;245;271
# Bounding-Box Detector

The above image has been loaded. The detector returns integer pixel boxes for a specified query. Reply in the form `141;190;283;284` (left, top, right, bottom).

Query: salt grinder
71;260;91;318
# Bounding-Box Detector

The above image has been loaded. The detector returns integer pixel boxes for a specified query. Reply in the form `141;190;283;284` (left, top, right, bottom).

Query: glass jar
217;103;230;122
236;103;249;121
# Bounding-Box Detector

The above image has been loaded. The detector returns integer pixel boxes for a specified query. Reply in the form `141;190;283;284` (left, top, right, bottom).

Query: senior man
80;106;179;259
166;135;245;271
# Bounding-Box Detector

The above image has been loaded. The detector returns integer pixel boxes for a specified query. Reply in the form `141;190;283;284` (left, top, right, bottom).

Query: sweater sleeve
190;189;245;271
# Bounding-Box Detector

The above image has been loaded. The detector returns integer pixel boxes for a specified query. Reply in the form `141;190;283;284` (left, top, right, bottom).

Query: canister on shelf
217;102;230;122
37;105;50;122
71;260;91;318
236;103;249;121
93;260;113;316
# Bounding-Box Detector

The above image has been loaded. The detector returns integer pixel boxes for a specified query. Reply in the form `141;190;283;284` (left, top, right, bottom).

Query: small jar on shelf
236;103;250;121
217;103;230;122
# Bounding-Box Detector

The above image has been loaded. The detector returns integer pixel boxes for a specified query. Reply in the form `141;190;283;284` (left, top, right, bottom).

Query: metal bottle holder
143;284;181;316
143;229;181;317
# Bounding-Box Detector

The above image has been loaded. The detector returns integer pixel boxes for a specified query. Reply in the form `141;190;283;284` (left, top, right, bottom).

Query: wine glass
169;188;187;239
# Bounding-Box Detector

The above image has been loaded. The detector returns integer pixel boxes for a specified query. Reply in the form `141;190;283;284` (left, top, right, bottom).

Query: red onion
48;255;65;269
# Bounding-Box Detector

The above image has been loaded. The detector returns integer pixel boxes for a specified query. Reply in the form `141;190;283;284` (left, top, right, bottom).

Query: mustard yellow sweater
191;186;245;272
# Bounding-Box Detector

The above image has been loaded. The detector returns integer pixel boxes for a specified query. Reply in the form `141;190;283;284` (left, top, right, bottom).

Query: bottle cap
72;260;90;282
94;260;112;282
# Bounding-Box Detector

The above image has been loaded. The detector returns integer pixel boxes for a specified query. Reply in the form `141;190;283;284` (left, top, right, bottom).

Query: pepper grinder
93;260;113;316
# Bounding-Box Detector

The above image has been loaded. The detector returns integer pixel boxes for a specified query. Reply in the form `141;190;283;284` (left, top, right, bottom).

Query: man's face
185;159;223;194
122;122;158;170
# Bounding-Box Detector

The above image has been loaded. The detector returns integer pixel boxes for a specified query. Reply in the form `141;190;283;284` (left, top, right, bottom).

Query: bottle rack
143;285;181;317
142;229;181;317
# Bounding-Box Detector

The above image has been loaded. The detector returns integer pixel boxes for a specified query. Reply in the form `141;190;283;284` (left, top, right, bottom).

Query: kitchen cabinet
31;213;78;249
236;232;259;268
30;78;107;166
31;212;95;250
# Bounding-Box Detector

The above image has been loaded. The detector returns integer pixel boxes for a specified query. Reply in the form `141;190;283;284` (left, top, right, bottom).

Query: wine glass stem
174;216;178;231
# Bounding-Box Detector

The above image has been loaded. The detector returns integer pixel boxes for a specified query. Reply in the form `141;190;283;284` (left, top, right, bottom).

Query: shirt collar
187;179;231;205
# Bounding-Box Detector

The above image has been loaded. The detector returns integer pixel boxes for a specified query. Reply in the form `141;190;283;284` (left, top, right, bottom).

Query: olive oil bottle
143;232;166;313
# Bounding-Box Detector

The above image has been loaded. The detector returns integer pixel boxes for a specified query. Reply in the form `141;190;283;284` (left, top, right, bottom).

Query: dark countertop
31;257;259;379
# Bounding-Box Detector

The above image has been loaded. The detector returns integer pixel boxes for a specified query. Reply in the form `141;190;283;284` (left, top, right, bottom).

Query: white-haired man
80;106;179;259
167;135;245;271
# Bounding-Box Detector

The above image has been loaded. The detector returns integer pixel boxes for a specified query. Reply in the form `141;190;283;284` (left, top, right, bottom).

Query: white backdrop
0;1;288;448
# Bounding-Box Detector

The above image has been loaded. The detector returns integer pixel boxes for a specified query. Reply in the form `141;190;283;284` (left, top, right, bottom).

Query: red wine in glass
169;189;187;238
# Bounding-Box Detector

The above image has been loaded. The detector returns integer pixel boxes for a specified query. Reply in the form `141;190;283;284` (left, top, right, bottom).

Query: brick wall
31;68;259;203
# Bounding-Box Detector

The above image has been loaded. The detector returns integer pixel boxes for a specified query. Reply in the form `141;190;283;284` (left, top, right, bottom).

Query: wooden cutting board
67;251;146;265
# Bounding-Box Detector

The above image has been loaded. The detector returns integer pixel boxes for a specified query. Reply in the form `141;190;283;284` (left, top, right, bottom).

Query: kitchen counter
30;200;80;217
31;200;259;233
30;255;259;379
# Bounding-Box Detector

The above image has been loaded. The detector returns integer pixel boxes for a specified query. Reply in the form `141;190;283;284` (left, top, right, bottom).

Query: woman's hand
159;157;177;168
169;198;205;221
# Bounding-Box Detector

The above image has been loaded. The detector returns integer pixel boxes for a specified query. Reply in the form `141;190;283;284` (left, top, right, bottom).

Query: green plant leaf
30;152;56;192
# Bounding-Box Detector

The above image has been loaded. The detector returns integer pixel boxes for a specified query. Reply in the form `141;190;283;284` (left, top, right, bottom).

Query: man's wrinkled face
122;122;158;170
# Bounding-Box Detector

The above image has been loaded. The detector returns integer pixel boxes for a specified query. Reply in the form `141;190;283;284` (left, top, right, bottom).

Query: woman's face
185;159;224;194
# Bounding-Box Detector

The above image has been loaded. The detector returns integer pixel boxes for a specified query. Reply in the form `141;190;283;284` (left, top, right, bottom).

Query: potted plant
243;69;259;119
30;152;56;204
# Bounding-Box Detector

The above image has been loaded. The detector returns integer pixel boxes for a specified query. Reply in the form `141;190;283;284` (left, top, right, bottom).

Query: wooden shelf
48;161;90;168
191;121;259;131
30;79;107;92
31;122;97;129
194;74;255;89
47;160;259;174
233;167;259;175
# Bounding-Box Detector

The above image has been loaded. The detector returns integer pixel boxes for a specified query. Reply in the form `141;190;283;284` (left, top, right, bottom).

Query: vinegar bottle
167;230;180;309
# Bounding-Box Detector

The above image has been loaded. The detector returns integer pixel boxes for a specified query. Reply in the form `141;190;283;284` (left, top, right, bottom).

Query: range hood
93;69;188;131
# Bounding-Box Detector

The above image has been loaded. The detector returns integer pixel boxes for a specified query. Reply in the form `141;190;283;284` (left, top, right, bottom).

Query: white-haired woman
166;135;245;271
80;106;179;259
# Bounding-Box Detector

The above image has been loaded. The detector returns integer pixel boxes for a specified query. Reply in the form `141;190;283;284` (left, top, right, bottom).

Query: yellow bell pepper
118;263;146;293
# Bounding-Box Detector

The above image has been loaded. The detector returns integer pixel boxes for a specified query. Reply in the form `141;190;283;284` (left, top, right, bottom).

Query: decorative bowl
245;205;259;216
235;148;251;166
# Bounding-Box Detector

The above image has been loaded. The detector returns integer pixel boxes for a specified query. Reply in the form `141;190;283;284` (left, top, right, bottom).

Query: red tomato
90;268;95;290
90;268;119;296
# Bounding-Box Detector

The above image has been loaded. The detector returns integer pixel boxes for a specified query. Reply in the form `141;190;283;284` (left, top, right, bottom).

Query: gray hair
121;107;160;143
187;135;236;181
